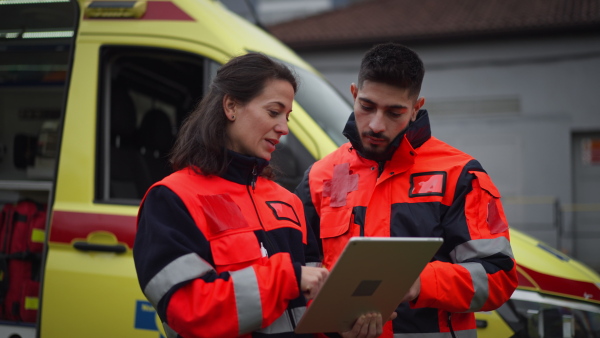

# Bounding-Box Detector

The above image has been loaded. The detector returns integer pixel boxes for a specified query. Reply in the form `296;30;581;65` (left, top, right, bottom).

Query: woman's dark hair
170;52;298;177
358;42;424;99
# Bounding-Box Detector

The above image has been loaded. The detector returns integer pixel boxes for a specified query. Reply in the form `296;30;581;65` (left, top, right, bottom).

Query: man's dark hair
358;42;424;99
170;52;298;176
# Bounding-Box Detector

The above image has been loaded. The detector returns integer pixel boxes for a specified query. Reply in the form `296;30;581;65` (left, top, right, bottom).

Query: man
295;43;518;337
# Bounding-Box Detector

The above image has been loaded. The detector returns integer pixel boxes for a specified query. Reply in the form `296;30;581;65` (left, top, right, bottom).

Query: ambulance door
0;1;76;336
42;42;209;337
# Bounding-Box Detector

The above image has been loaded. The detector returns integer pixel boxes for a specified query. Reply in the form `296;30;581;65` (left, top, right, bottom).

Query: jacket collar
342;109;432;162
221;150;268;186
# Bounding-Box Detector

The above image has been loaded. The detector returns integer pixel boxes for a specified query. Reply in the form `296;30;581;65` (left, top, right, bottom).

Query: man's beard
361;131;391;162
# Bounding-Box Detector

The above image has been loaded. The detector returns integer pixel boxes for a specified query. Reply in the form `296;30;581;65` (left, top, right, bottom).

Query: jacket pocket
470;171;501;198
211;230;263;272
319;207;353;269
320;206;353;238
196;193;263;271
468;171;508;235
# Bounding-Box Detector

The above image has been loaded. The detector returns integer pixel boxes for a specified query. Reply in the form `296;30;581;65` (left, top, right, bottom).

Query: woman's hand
300;266;329;299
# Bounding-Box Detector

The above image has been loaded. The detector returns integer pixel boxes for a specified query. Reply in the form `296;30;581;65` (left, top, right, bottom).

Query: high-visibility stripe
451;238;508;311
257;310;292;334
25;296;39;310
459;262;488;311
231;266;262;335
31;228;45;243
144;253;214;307
256;306;306;334
305;262;322;267
394;329;477;338
289;306;306;323
163;322;178;338
450;237;513;263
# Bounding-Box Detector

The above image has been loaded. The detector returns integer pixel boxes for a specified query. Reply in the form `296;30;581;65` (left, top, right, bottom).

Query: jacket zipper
245;166;296;330
246;164;278;254
250;165;258;190
377;160;385;177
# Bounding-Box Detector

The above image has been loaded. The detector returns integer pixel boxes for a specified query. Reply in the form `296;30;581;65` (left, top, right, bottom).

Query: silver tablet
295;236;443;334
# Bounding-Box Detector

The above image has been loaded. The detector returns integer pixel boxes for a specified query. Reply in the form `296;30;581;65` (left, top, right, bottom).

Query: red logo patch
409;172;446;197
198;194;249;234
266;201;300;226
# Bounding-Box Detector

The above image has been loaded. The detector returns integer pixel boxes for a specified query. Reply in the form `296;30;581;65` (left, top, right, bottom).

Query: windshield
288;64;352;146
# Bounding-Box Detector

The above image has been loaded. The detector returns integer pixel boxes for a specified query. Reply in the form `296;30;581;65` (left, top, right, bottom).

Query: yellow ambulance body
0;0;598;337
44;1;339;337
475;230;600;337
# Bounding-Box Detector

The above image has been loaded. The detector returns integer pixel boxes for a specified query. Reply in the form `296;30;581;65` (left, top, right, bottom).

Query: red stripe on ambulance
142;1;194;20
518;265;600;303
50;210;137;248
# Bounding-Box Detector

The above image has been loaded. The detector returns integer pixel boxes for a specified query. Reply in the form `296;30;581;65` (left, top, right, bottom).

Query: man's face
351;80;424;160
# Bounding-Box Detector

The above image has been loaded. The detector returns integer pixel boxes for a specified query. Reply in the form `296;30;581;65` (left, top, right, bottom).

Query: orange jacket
135;152;319;338
296;111;518;337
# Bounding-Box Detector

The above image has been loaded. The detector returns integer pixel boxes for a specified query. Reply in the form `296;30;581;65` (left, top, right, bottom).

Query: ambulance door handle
73;241;127;253
475;319;488;328
72;231;127;254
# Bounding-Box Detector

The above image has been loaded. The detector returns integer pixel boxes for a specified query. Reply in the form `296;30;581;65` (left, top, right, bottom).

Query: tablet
294;236;443;334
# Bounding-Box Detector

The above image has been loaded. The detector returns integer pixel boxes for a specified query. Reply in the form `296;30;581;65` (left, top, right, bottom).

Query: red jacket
134;152;319;338
295;111;518;337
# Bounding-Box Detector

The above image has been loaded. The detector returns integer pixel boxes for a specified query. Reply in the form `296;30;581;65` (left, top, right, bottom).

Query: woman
133;52;329;338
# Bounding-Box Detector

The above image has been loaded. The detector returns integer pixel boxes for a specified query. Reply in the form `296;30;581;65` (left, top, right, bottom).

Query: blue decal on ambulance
135;300;158;331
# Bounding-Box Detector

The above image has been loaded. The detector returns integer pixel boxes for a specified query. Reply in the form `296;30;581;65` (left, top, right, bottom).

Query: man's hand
341;312;397;338
300;266;329;299
401;277;420;303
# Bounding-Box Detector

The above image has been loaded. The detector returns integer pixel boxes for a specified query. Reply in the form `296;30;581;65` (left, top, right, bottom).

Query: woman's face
225;79;294;161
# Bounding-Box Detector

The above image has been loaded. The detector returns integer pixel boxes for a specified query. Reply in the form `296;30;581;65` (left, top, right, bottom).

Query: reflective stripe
31;228;45;243
144;253;214;307
459;262;489;311
257;311;292;334
257;306;306;334
163;322;178;338
231;266;262;335
305;262;322;268
450;237;513;263
394;329;477;338
24;296;38;310
290;306;306;323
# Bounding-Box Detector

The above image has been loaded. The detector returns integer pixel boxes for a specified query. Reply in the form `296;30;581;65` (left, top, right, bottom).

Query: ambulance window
270;133;315;192
288;64;351;146
97;46;205;204
98;49;319;203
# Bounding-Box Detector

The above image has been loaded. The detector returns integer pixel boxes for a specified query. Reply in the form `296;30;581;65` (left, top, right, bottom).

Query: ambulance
0;0;598;337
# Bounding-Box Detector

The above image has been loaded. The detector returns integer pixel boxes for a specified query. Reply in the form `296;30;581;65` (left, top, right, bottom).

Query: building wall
297;34;600;270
